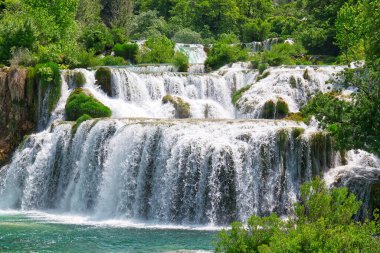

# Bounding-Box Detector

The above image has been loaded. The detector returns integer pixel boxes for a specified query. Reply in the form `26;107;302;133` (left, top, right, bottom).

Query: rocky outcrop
0;67;36;166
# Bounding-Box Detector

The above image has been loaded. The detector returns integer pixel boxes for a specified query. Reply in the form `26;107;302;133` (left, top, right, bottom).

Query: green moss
258;63;269;74
290;75;297;88
162;95;191;119
303;69;311;80
276;98;289;119
261;100;276;119
95;67;112;96
257;71;270;81
35;62;61;113
292;128;305;139
284;112;305;122
72;114;92;134
232;85;251;106
73;71;86;87
65;88;112;121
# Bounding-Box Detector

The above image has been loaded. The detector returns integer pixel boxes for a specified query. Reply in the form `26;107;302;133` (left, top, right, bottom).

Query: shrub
258;63;269;74
113;43;139;63
172;52;189;72
172;28;203;44
205;34;249;70
162;95;190;118
137;35;174;64
216;178;380;253
65;88;112;121
100;56;126;66
242;18;271;42
80;24;113;54
232;86;251;106
262;43;305;66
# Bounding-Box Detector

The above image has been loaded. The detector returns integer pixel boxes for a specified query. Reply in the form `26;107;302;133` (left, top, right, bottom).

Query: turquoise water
0;212;217;252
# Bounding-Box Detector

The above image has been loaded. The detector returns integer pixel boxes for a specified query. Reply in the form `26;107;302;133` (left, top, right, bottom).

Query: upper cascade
55;64;344;126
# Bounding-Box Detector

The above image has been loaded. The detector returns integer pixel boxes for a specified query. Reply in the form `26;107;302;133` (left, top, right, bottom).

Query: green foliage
232;86;251;106
65;88;112;121
100;56;126;66
335;2;363;64
113;42;139;63
216;178;380;253
205;34;248;70
80;23;113;54
172;28;203;44
172;52;189;72
138;35;174;64
35;62;61;113
242;19;271;42
261;43;306;66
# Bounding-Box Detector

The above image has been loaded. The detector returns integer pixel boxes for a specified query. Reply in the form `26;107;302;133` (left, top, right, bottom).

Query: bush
242;18;271;42
100;56;126;66
262;43;305;66
232;86;251;106
172;28;203;44
205;34;249;70
261;98;289;119
138;35;174;64
80;24;113;54
172;52;189;72
113;43;139;63
216;178;380;253
65;88;112;121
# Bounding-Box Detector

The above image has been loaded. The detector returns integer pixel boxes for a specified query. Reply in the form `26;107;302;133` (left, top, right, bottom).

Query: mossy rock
276;98;289;119
65;88;112;121
303;69;311;81
95;67;112;96
162;95;191;119
284;112;304;122
290;75;297;88
72;114;92;134
261;98;289;119
73;71;86;87
232;85;251;106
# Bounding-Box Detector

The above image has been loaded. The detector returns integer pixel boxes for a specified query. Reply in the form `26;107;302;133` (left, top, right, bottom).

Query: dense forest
0;0;377;68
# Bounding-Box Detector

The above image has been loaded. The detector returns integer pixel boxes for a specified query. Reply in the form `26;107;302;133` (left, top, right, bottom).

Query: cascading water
0;60;378;227
0;119;339;225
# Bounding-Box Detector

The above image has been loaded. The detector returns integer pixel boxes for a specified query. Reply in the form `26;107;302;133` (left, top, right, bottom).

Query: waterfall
0;119;339;225
0;60;378;226
174;44;208;65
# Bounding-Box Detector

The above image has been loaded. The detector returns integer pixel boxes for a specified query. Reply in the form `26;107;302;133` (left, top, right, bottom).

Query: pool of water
0;212;217;252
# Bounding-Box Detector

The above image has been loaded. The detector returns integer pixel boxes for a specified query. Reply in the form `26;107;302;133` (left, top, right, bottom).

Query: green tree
216;178;380;253
336;2;363;64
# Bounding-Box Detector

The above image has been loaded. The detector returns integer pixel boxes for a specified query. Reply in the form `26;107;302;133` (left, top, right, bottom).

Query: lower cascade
0;119;337;225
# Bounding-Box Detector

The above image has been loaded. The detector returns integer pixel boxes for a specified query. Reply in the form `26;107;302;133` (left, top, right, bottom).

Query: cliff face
0;67;36;166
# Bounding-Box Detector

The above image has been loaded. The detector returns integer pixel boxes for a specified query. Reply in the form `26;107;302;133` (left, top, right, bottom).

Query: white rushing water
1;61;379;227
0;119;340;225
